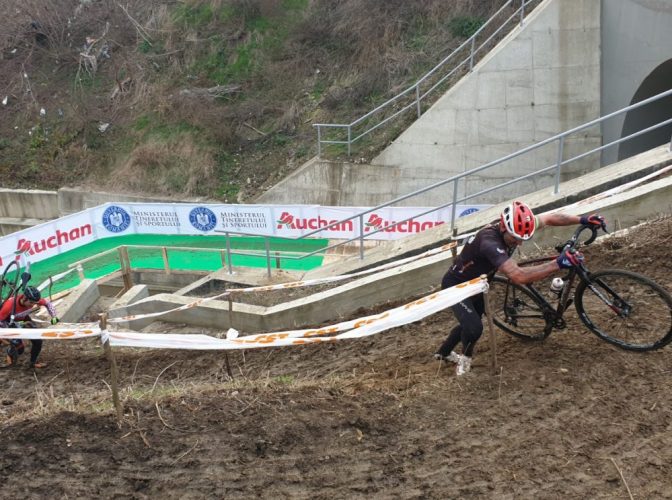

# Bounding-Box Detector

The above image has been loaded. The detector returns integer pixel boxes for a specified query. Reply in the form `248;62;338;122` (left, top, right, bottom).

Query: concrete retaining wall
256;157;403;206
0;187;209;235
0;189;59;220
601;0;672;165
373;0;601;203
57;188;188;216
259;0;602;207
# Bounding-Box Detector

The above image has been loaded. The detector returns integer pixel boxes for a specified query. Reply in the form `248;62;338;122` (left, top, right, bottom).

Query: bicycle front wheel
0;260;19;303
489;276;552;340
575;269;672;351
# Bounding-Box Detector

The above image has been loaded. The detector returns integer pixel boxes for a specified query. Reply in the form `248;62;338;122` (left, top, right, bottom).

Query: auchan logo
276;212;354;232
275;210;445;235
365;214;383;230
0;224;93;266
277;212;294;227
363;214;445;233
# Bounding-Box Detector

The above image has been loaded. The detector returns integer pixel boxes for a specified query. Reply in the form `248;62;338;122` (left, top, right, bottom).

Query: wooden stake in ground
100;313;124;425
482;274;498;374
118;246;133;291
223;290;234;380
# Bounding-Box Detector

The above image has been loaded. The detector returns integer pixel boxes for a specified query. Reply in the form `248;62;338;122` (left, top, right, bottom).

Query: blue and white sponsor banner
0;202;490;265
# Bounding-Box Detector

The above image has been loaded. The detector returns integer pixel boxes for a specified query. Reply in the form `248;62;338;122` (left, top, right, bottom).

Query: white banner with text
0;202;490;266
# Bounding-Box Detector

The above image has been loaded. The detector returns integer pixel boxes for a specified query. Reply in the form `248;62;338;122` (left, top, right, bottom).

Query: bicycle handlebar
554;223;608;254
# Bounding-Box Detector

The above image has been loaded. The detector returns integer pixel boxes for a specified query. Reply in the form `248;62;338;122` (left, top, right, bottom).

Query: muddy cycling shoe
455;354;472;376
5;346;19;367
434;351;460;364
9;339;25;353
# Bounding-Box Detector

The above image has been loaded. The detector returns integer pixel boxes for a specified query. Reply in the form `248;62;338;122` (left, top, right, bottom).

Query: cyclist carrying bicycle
0;286;59;369
435;200;606;376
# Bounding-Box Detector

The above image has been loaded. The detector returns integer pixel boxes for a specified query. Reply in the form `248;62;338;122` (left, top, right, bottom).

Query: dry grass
0;0;524;199
113;136;216;196
0;349;357;427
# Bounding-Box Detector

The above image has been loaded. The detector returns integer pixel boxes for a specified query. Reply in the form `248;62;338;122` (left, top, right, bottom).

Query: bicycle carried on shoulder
489;224;672;351
0;260;35;369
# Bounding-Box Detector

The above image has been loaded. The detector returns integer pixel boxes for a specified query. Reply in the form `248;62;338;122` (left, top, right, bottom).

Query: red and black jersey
0;294;57;322
443;224;514;286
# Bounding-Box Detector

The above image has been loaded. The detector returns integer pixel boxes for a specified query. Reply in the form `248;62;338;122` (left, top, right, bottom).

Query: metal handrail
59;91;672;284
221;87;672;273
313;0;537;157
306;87;672;234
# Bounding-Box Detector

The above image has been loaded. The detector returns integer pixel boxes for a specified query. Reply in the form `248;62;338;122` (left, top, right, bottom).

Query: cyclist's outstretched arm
499;258;559;285
539;212;606;230
538;212;581;228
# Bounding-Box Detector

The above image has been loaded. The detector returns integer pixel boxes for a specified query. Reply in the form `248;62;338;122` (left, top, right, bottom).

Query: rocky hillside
0;0;499;202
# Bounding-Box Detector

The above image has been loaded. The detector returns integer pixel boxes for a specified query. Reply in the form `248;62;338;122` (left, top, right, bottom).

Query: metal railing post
450;179;459;231
554;136;565;194
347;125;352;157
316;126;322;158
358;214;365;260
415;84;421;117
225;232;233;274
264;237;271;278
469;37;476;71
520;0;525;26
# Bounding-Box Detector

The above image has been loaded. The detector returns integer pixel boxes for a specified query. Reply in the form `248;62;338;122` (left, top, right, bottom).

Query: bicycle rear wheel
489;276;552;340
575;269;672;351
0;260;19;303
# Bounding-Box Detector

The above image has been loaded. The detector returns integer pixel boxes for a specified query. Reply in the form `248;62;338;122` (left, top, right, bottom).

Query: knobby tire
489;276;552;340
575;269;672;351
0;260;19;303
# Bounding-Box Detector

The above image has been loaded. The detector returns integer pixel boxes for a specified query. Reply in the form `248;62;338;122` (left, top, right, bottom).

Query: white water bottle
550;277;564;294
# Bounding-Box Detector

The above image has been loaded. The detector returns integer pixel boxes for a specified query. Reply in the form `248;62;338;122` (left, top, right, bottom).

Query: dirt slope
0;0;505;202
1;217;672;498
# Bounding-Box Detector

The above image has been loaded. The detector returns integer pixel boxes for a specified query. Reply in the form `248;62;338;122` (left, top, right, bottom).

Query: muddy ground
1;217;672;499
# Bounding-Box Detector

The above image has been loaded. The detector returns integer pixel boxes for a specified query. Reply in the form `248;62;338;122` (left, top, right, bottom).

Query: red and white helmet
500;200;536;240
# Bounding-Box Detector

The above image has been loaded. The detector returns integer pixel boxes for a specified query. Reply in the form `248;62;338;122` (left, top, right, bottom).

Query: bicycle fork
580;269;631;318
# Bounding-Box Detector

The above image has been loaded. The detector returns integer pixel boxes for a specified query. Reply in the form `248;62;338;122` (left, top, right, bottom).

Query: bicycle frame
500;223;632;334
492;223;672;351
514;257;579;332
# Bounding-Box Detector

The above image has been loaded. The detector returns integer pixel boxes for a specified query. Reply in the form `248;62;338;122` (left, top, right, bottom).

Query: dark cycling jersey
443;224;514;286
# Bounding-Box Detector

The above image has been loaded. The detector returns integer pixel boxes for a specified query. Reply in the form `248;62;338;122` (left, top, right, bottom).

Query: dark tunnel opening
618;60;672;161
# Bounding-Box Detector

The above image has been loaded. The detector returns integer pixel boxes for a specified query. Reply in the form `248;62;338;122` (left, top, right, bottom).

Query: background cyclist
435;200;606;376
0;285;59;369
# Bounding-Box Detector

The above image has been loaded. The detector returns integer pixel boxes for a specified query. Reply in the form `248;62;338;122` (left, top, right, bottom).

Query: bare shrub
276;102;300;133
2;0;78;58
113;136;216;197
0;0;536;200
